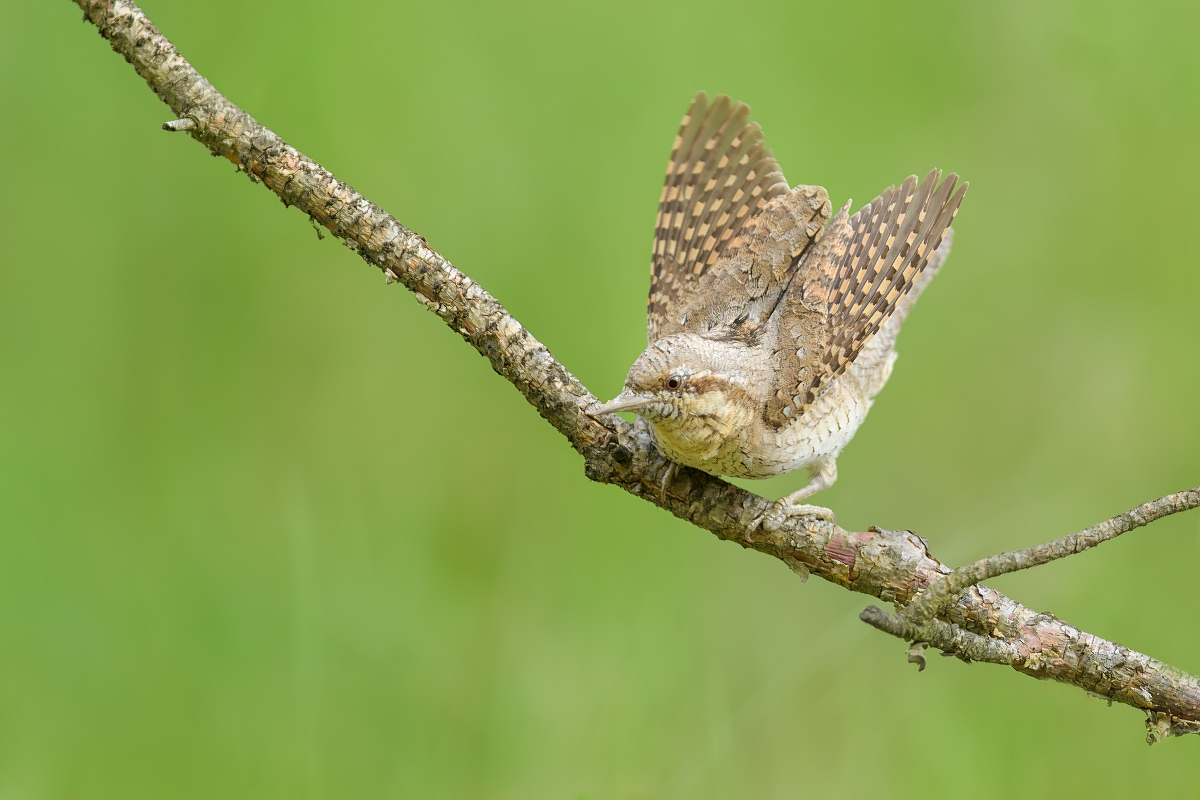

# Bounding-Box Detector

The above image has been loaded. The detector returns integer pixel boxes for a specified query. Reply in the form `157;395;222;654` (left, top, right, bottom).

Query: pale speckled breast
648;418;754;479
645;390;758;478
743;325;899;478
654;328;900;481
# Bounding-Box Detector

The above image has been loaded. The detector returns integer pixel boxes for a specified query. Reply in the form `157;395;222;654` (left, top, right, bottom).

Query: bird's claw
760;499;837;532
659;462;677;502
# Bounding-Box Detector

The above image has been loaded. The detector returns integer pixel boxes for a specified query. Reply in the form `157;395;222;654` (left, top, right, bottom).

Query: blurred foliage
1;0;1199;797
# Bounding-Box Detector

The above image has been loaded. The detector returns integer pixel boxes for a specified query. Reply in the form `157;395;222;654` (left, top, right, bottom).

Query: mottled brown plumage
593;92;967;520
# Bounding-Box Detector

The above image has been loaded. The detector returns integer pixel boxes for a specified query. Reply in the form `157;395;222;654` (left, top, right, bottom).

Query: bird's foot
659;462;677;502
760;499;837;532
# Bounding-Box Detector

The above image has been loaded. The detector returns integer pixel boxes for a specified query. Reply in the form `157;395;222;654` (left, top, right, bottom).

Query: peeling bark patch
825;535;856;566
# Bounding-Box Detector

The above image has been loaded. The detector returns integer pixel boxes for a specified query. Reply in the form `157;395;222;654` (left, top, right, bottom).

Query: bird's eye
666;377;682;390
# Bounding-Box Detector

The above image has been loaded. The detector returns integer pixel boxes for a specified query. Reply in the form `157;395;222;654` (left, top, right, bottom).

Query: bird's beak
587;389;654;417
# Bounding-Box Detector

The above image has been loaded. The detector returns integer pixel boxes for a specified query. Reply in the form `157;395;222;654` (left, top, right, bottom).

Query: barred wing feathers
648;92;792;342
766;169;967;426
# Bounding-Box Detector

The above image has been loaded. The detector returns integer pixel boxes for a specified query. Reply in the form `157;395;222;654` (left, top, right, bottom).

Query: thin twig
903;488;1200;626
72;0;1200;740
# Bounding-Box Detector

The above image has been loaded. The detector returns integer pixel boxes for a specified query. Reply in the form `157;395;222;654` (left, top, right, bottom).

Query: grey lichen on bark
74;0;1200;743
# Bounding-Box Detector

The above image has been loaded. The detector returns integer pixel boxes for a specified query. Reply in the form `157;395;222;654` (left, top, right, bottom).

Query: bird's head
588;333;758;460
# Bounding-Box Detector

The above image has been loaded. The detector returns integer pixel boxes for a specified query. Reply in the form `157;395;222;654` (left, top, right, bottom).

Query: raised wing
648;92;793;342
766;169;967;425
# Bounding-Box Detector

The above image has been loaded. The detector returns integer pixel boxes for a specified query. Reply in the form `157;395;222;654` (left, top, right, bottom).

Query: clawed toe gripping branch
74;0;1200;744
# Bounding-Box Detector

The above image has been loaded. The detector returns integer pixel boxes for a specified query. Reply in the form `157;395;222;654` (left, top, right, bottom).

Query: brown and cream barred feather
766;170;967;425
821;169;965;379
644;94;966;428
648;92;791;343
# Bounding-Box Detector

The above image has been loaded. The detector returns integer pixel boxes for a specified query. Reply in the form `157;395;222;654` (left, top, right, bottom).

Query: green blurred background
1;0;1198;797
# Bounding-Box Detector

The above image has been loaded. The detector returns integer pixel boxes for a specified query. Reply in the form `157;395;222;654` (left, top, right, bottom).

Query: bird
588;91;967;524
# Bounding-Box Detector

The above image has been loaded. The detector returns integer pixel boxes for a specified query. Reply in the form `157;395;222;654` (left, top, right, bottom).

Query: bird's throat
645;395;754;472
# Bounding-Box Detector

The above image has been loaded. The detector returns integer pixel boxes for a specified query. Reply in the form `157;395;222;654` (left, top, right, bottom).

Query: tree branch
903;488;1200;627
74;0;1200;744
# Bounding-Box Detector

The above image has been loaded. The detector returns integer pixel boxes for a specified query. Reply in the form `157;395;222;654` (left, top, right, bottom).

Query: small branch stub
907;642;928;672
782;556;810;582
162;117;196;132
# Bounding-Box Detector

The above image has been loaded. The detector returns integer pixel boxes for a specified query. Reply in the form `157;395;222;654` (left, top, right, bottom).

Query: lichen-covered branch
74;0;1200;743
903;488;1200;626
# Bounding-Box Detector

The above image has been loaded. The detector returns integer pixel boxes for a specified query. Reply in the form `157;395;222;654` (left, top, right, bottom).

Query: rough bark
73;0;1200;743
